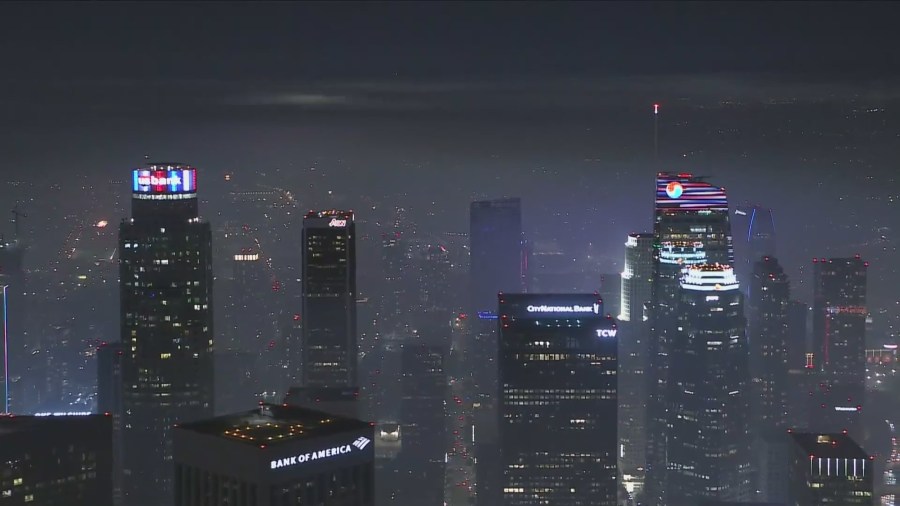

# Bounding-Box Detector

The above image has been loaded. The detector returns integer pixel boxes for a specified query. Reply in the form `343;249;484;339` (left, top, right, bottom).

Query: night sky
1;1;900;307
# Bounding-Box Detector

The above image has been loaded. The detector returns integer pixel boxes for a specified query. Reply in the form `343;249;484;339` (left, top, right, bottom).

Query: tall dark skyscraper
810;257;868;434
469;198;523;312
618;232;654;488
749;256;790;432
668;265;752;504
398;344;446;506
301;210;357;389
119;164;214;506
97;341;125;506
645;172;734;506
498;293;618;506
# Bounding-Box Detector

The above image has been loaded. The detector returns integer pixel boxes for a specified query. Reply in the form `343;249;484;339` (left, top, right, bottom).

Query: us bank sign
270;437;371;470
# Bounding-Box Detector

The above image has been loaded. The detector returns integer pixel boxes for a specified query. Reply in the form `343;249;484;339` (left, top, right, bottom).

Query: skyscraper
619;233;654;324
398;344;446;506
788;432;873;506
97;341;125;506
668;265;752;504
173;404;375;506
301;210;357;389
498;293;618;506
645;172;734;506
120;164;214;506
618;233;654;488
749;256;790;431
469;198;523;313
0;413;113;506
810;257;868;434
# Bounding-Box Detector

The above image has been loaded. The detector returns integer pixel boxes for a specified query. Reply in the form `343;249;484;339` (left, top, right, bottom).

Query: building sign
132;168;197;194
526;303;600;315
328;218;348;228
826;306;867;315
270;437;371;470
595;328;618;338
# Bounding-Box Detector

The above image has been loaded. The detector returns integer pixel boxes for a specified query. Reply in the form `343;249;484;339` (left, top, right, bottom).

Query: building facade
120;164;214;505
498;294;617;506
618;233;654;486
174;404;375;506
749;256;790;431
0;413;113;506
810;257;868;434
645;172;734;506
301;210;357;389
788;432;873;506
668;265;752;504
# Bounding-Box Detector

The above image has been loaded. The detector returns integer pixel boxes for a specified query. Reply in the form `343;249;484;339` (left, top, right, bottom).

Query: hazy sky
1;2;899;308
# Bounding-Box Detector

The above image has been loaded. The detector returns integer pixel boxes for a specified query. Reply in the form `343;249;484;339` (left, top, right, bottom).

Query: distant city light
96;220;109;228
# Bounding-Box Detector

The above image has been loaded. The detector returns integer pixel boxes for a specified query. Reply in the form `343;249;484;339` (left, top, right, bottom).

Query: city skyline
0;3;898;506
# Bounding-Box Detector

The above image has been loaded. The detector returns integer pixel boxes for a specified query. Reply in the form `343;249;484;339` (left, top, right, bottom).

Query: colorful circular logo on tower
665;181;684;199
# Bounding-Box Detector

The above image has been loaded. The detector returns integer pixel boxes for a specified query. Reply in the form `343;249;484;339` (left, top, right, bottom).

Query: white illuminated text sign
328;218;347;228
270;437;370;470
526;304;600;315
596;329;618;338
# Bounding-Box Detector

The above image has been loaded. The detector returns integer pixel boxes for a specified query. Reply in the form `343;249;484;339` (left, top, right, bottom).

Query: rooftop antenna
10;203;26;241
653;103;660;161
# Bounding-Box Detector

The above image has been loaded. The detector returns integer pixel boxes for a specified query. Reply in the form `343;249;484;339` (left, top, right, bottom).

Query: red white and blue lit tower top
132;164;197;197
655;172;729;212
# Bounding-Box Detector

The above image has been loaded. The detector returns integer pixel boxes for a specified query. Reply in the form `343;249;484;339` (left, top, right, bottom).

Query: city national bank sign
526;303;600;315
271;437;371;470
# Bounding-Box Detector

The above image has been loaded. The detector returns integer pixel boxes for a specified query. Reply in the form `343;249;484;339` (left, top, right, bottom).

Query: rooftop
790;432;869;459
0;413;109;437
176;404;369;447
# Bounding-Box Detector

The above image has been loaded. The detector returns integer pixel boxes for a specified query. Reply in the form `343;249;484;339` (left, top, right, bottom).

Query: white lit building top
680;264;740;292
659;241;707;265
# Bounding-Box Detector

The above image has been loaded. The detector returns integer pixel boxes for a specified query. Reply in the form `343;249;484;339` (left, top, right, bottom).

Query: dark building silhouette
788;432;873;506
174;404;374;506
119;164;214;505
398;344;446;506
786;301;811;429
0;413;113;506
97;341;125;506
809;257;868;434
301;210;357;390
498;293;617;505
668;265;752;504
749;257;791;429
469;198;522;504
645;172;734;506
469;198;523;312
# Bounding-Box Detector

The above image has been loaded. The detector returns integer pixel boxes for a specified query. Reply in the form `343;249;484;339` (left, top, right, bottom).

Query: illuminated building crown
680;264;740;292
